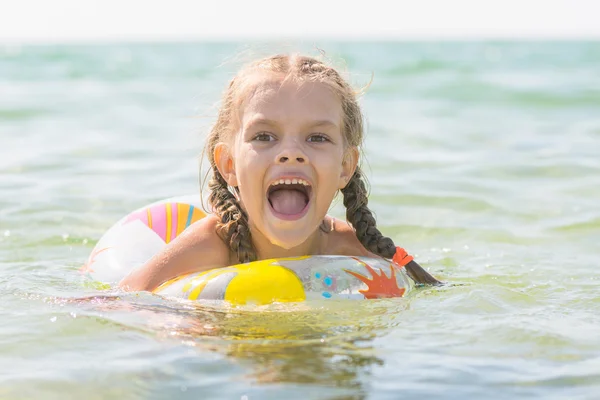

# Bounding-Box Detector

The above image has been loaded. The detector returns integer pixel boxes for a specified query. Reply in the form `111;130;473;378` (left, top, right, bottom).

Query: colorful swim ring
82;195;413;305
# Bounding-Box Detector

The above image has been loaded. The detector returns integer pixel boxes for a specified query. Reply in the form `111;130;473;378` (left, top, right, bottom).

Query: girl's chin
261;218;320;250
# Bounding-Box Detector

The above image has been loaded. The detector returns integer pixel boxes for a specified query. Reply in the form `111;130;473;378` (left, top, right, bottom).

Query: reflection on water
54;292;411;396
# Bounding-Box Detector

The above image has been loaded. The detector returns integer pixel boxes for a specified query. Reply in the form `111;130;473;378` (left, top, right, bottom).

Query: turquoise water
1;42;600;399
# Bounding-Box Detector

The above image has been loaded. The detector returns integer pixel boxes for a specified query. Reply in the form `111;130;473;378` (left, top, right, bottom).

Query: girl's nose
278;155;305;163
276;142;307;164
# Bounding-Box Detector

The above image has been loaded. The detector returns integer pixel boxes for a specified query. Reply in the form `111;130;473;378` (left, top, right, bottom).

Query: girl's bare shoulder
321;216;376;258
175;214;229;252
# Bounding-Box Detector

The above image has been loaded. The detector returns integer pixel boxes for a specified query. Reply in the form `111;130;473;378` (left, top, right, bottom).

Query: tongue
269;189;307;215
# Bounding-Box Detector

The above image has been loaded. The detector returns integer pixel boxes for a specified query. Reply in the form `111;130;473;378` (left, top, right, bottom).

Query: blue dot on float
322;291;332;298
324;276;333;286
315;272;321;279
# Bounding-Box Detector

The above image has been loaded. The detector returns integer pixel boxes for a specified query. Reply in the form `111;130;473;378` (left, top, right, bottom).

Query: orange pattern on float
343;258;406;299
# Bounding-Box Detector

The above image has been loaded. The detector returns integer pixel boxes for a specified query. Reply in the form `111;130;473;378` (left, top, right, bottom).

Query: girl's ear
339;147;359;189
214;143;238;187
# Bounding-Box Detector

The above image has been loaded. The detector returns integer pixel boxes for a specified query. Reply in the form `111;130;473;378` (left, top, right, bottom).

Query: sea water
1;42;599;399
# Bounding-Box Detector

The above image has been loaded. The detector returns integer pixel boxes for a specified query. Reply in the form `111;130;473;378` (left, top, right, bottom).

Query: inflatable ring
82;195;413;305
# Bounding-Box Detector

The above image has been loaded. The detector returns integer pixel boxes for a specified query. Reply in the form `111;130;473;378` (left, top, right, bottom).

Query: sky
0;0;599;43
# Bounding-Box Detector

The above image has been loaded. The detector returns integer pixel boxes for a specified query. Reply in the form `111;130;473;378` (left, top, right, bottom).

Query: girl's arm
118;215;230;292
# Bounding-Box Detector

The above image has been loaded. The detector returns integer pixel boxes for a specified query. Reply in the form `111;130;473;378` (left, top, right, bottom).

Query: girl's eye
253;132;274;142
307;134;330;143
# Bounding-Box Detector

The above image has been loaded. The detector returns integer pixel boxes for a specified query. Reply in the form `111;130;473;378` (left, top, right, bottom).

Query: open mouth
267;178;312;219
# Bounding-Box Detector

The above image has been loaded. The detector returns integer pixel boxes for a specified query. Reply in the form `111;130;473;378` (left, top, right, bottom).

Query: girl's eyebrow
244;117;280;130
309;120;339;129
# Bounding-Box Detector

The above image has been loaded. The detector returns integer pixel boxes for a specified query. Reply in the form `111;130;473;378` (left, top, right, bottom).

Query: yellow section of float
223;261;306;304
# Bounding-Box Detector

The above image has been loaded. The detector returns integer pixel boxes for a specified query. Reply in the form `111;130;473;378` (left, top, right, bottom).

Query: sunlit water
1;42;599;399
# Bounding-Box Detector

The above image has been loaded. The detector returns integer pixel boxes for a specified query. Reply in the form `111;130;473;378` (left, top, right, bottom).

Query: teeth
271;178;310;186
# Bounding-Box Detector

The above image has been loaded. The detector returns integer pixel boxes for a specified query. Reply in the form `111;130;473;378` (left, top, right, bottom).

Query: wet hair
205;54;439;285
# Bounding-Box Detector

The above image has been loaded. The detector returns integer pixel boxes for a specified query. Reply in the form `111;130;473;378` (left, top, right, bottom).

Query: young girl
119;53;440;292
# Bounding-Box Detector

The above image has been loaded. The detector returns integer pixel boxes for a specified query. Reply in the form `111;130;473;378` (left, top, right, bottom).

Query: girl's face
215;76;357;252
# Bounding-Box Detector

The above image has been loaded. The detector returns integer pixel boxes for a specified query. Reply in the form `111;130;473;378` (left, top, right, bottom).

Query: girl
119;53;440;292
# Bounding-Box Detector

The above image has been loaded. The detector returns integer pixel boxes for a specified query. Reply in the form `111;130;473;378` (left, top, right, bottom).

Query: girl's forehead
238;74;343;127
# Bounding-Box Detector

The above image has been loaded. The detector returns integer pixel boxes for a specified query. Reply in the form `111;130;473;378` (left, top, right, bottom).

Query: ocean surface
1;41;599;399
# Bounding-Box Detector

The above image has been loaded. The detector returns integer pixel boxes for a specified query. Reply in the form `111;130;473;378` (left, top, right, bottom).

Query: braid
341;168;396;258
208;169;256;263
342;168;441;285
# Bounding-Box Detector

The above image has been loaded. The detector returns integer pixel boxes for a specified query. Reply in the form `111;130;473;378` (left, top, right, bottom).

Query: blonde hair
204;53;439;284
